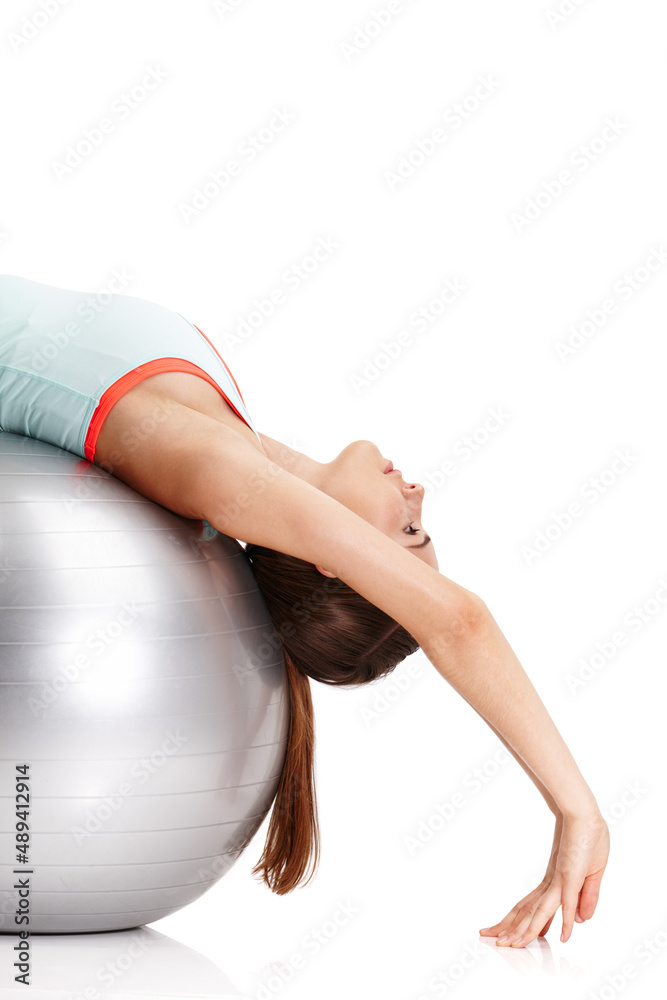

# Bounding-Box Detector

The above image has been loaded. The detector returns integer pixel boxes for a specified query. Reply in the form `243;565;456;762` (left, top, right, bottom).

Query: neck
258;433;328;491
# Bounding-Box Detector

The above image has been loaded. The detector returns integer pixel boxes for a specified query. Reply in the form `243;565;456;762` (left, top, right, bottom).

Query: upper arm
181;424;483;647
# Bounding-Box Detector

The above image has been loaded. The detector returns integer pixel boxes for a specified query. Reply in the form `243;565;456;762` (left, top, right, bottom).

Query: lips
384;460;393;473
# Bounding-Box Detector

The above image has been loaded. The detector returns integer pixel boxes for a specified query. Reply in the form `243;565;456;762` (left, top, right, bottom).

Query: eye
404;523;419;535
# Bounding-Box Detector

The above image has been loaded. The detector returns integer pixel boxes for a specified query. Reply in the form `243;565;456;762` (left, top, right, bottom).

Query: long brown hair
243;542;420;894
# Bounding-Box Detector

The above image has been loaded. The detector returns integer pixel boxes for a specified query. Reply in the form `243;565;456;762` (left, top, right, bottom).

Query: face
317;439;438;572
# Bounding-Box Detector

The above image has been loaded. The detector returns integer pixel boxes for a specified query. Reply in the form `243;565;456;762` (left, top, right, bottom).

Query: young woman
0;274;609;949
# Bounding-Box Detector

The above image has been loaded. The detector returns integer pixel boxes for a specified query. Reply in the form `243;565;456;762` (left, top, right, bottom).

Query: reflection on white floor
0;925;248;999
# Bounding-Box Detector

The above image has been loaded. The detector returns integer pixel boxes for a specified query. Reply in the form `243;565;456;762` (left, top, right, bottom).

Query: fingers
560;881;579;942
489;870;599;947
479;909;521;938
479;887;543;938
577;869;604;920
494;888;561;948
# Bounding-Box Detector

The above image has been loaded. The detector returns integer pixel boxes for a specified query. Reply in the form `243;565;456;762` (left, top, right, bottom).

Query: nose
403;481;425;500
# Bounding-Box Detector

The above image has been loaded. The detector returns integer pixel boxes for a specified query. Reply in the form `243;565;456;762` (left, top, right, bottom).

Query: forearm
421;603;601;820
476;714;560;816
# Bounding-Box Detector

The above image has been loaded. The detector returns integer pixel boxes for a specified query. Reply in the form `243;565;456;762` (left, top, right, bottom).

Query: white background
1;1;666;998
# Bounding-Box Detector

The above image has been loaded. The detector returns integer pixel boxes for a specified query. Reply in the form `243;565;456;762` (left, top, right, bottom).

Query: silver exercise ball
0;431;289;934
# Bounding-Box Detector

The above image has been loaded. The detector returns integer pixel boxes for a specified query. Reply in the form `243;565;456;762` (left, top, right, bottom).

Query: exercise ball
0;431;289;934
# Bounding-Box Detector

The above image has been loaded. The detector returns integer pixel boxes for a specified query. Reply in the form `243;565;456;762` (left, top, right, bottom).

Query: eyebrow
406;532;432;549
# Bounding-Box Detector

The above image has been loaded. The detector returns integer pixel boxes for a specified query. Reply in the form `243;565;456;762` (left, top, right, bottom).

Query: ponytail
251;650;320;894
245;542;419;893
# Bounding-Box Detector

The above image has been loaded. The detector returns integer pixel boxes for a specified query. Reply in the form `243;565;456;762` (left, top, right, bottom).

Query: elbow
428;592;490;657
454;592;489;635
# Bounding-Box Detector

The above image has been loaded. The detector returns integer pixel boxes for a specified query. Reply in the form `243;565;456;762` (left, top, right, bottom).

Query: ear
314;564;337;578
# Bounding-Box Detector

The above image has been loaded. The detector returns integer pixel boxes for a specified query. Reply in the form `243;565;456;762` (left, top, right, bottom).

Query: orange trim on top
84;357;250;463
192;324;250;408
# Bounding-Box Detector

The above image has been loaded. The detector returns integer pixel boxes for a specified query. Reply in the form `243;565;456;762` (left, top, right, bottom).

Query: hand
479;810;610;948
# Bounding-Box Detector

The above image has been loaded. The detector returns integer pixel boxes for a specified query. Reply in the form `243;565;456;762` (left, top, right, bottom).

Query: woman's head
245;542;420;685
309;439;438;572
244;542;421;895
